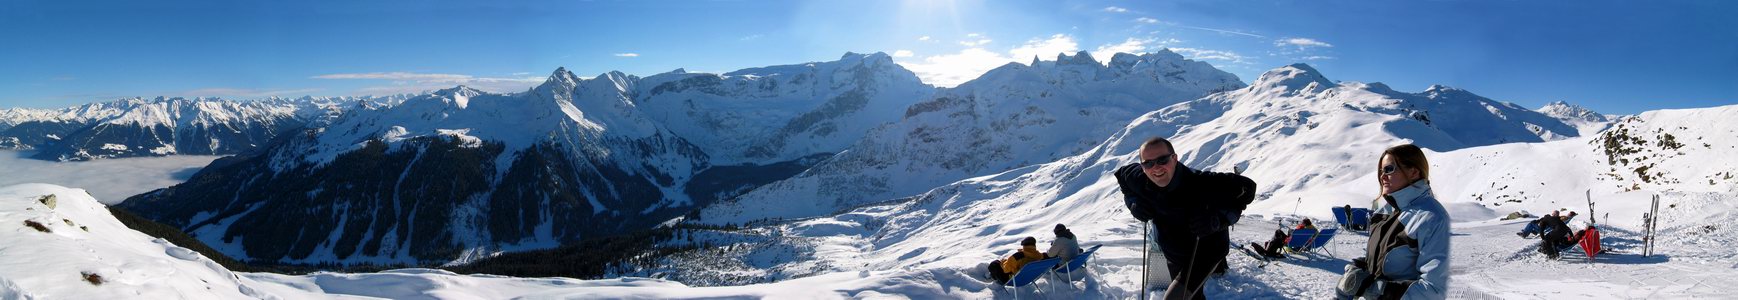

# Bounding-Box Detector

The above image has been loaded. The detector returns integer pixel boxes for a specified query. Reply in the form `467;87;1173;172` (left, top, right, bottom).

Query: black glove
1125;198;1153;222
1191;214;1230;237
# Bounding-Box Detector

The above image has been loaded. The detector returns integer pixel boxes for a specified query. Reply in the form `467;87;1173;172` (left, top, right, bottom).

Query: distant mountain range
0;96;404;161
117;52;935;264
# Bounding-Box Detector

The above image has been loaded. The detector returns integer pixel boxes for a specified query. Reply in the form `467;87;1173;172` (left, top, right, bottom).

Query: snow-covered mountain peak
837;51;894;64
432;85;483;108
1538;100;1610;123
580;71;638;96
1107;50;1186;70
539;67;583;92
1420;84;1476;98
1057;51;1101;66
637;52;934;164
1251;63;1336;94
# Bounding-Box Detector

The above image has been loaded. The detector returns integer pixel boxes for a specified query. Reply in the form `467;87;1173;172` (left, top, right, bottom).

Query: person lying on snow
986;237;1046;284
1250;219;1317;258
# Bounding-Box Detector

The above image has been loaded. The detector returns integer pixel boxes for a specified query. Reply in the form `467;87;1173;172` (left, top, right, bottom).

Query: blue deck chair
1333;208;1372;230
1284;228;1338;256
1050;244;1102;285
1004;257;1063;300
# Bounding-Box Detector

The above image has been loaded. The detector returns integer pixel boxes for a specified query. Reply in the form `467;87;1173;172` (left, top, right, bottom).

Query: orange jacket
1000;245;1047;274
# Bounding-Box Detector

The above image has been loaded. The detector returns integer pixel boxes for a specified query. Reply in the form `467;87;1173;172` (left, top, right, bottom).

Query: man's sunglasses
1140;153;1174;169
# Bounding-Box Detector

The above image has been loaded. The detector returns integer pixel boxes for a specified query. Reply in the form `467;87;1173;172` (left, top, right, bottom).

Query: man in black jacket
1116;137;1257;300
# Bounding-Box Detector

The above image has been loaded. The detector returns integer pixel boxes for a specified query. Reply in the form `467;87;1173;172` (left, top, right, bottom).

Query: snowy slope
7;179;1730;299
629;99;1735;298
701;50;1247;225
0;184;268;299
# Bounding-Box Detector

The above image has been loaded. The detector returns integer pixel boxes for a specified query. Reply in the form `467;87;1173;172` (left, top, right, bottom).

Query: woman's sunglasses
1381;164;1402;175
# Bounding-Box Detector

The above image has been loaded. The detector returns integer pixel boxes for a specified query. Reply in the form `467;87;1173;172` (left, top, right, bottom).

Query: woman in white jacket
1337;144;1451;299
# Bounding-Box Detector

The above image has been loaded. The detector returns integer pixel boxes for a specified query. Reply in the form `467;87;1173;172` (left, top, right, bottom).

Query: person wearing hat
1047;224;1083;262
985;236;1047;284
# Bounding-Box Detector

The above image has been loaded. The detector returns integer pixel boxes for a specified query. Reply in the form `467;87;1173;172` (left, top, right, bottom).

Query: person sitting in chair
1343;205;1367;231
1250;219;1316;258
985;237;1046;284
1046;224;1082;263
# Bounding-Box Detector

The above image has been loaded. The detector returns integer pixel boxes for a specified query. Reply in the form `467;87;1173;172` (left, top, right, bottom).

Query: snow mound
0;184;266;299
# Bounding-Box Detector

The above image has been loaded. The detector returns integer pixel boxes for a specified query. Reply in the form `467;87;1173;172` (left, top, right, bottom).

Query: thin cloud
1277;37;1333;48
314;71;544;96
353;85;453;96
1176;25;1266;38
1134;17;1265;39
1171;47;1251;64
892;50;915;57
1105;6;1129;13
614;53;641;57
1301;55;1336;60
312;72;541;84
918;36;932;41
959;39;993;47
900;33;1096;87
312;72;471;81
182;87;324;98
1010;34;1079;61
897;48;1008;88
740;34;763;41
1092;38;1155;61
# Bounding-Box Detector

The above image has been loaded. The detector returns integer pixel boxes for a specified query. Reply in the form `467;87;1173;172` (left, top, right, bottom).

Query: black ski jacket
1114;162;1257;237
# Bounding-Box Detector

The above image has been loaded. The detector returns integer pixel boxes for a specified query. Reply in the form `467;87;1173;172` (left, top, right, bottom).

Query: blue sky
2;0;1733;115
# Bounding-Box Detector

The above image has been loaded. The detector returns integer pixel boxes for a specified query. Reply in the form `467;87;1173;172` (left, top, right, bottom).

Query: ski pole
1142;220;1150;300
